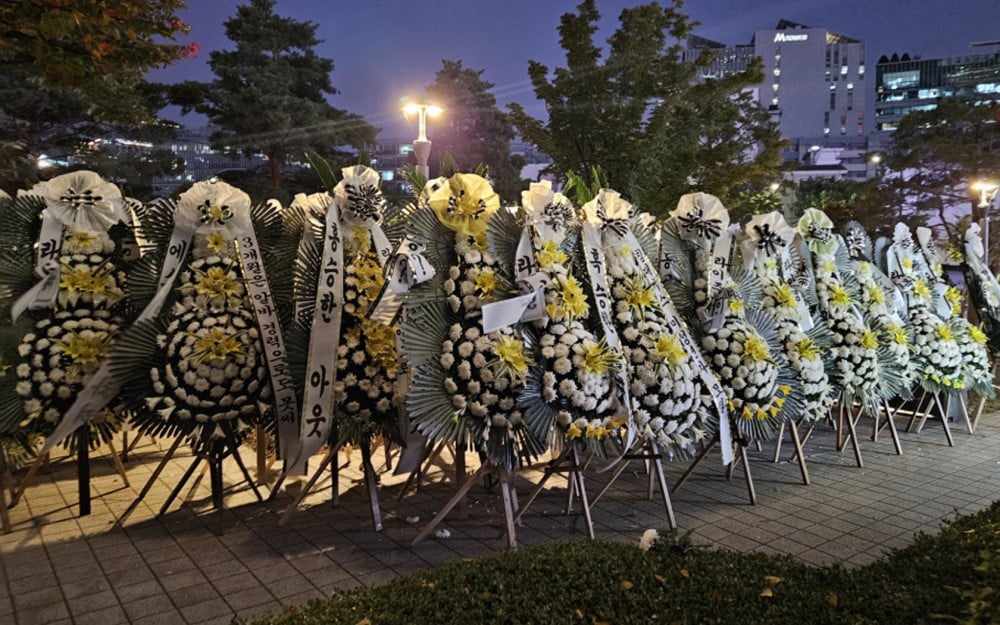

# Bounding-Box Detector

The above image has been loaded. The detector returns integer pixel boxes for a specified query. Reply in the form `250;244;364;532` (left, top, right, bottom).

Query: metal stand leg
77;428;91;517
932;393;955;447
106;438;130;487
278;446;338;526
412;462;492;546
772;422;785;463
789;421;810;485
673;434;718;492
360;440;383;532
159;453;203;516
883;400;903;456
116;436;183;525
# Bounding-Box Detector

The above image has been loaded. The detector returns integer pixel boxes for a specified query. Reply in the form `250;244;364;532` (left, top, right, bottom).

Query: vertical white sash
288;201;344;474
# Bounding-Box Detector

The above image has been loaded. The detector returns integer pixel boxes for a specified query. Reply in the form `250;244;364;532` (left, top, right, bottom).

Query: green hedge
249;501;1000;625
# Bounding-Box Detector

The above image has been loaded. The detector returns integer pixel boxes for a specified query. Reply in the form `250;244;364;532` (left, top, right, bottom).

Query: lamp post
972;179;999;265
401;100;443;180
868;153;882;179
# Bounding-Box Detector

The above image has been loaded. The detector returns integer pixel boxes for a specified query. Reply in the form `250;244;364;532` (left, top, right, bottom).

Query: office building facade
874;49;1000;145
687;20;868;162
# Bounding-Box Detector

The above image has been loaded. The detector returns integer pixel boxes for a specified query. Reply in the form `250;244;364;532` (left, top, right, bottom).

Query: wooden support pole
77;427;91;517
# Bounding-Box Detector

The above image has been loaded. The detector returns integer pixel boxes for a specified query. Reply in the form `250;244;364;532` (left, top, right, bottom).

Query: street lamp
401;100;443;180
972;179;999;265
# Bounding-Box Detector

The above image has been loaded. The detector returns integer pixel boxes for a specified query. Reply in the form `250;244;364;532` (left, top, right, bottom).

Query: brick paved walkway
1;412;999;625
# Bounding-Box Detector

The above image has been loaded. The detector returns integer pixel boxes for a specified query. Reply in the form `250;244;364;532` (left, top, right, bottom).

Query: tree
424;60;522;203
508;0;784;217
881;96;1000;246
0;66;179;191
0;0;192;122
0;1;191;188
170;0;375;188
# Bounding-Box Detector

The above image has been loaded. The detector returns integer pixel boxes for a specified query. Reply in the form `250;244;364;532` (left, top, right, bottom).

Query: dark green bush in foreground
250;501;1000;625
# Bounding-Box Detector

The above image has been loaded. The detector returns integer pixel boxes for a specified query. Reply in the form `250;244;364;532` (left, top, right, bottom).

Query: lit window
830;84;836;90
773;84;780;91
841;65;848;75
772;97;779;106
773;68;781;77
847;82;854;90
824;127;831;135
859;64;865;75
774;54;781;62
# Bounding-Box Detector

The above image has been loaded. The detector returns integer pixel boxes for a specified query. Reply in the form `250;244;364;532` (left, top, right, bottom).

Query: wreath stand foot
155;440;262;535
589;442;676;528
277;437;382;532
116;435;183;526
836;402;864;467
0;453;12;533
675;434;755;505
412;459;517;548
514;447;594;539
773;420;811;485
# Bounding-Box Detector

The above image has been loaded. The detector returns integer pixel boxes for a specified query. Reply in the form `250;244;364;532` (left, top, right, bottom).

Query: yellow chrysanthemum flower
362;319;399;374
969;325;988;345
194;266;242;301
936;324;953;342
830;284;851;307
585;424;608;439
494;335;532;381
536;240;568;269
773;282;796;309
351;226;372;251
353;255;385;301
582;339;618;375
205;231;228;253
867;285;885;306
743;335;770;363
653;334;687;367
60;266;111;295
913;279;931;300
68;231;97;248
57;331;113;372
901;258;913;270
728;299;745;314
560;276;589;319
794;338;819;361
888;323;907;345
475;270;496;298
607;415;627;429
566;422;582;439
191;328;245;366
624;278;655;314
861;331;878;350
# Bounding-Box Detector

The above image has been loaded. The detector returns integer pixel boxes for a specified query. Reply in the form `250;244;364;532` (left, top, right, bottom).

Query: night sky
149;0;1000;138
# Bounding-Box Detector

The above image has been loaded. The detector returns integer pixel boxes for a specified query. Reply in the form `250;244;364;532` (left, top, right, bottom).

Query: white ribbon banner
369;236;435;324
482;229;548;333
624;229;733;466
288;201;343;474
238;228;299;464
700;229;734;332
11;210;64;320
581;223;636;454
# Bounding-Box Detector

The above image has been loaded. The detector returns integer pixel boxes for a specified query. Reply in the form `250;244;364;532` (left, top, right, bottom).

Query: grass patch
249;501;1000;625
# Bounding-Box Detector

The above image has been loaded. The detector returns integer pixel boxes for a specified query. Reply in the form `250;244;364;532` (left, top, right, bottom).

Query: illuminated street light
401;100;443;179
972;179;999;265
769;182;780;192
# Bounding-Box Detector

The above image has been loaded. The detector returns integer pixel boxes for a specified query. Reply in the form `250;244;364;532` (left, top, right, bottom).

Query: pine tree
170;0;375;187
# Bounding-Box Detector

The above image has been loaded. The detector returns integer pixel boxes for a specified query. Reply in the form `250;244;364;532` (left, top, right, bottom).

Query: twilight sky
148;0;1000;138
